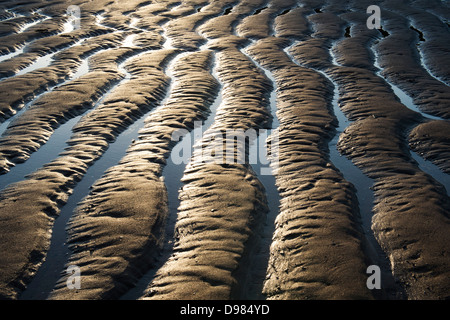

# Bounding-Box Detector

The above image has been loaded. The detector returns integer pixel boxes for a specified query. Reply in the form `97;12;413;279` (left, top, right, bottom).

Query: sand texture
0;0;449;300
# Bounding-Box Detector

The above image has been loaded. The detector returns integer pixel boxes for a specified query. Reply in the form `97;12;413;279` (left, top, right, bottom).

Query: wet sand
0;0;449;300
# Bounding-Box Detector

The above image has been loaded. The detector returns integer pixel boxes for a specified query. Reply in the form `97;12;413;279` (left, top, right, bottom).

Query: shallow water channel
18;48;173;300
372;46;450;196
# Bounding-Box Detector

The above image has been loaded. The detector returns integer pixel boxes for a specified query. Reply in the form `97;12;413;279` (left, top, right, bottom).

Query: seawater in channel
373;46;450;196
319;45;377;241
0;47;122;191
285;41;402;299
14;39;86;77
122;3;248;297
18;49;170;299
0;48;24;63
133;42;281;299
417;47;450;87
121;50;223;300
0;74;122;192
0;42;98;136
408;22;450;87
240;42;281;300
323;71;389;275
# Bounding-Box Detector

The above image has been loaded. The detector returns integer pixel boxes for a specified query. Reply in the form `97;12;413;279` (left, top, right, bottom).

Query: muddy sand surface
0;0;449;300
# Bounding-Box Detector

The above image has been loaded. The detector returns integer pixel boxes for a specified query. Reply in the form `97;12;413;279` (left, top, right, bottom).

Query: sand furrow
0;13;59;55
198;0;273;40
142;36;272;300
0;31;125;123
0;41;165;174
382;0;450;86
14;3;221;299
0;13;43;37
236;6;278;39
273;5;309;40
374;6;450;119
337;120;450;299
370;3;450;178
304;11;450;299
48;50;219;300
246;36;373;300
0;48;171;299
408;121;450;175
0;0;448;301
162;2;232;51
0;22;111;79
239;44;280;299
412;0;450;32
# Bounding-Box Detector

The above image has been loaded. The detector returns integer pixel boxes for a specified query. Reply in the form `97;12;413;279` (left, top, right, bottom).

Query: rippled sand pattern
0;0;449;300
